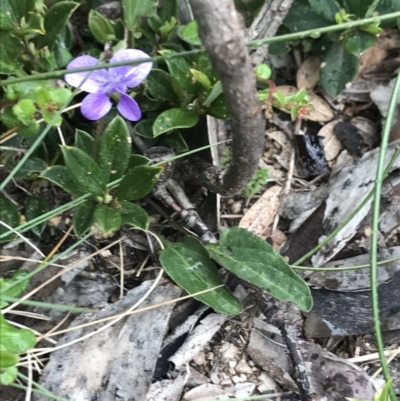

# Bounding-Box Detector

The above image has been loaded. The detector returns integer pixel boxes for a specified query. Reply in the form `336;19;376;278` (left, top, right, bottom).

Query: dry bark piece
34;282;180;401
239;185;282;238
305;271;400;337
275;85;334;122
318;120;342;161
296;56;320;90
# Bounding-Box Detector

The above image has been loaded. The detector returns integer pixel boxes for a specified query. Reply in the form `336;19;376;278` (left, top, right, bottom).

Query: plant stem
369;71;400;401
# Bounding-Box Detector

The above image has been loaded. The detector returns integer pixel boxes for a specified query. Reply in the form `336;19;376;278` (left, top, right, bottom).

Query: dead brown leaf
318;120;342;161
275;85;334;122
296;56;320;89
239;185;282;237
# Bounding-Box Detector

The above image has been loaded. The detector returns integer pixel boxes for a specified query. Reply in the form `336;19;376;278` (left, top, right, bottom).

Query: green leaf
41;165;86;198
117;165;162;201
121;0;157;33
12;99;36;125
202;81;223;105
206;94;229;120
98;116;131;182
0;350;18;369
73;198;96;237
118;200;149;230
8;0;36;21
0;31;24;75
61;146;107;198
0;195;19;243
162;50;197;93
37;2;79;48
320;42;359;96
0;366;18;385
0;271;30;308
283;0;330;31
158;0;178;22
206;227;313;311
26;194;50;236
153;108;199;136
13;157;47;179
308;0;341;22
344;0;372;17
344;30;376;56
88;9;115;43
255;63;272;81
128;154;151;169
134;119;155;138
190;69;211;89
94;205;122;235
179;21;202;45
146;69;180;104
75;129;94;156
160;236;243;314
0;314;36;354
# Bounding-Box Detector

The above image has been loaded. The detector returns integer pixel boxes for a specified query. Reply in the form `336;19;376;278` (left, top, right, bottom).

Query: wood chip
239;185;282;238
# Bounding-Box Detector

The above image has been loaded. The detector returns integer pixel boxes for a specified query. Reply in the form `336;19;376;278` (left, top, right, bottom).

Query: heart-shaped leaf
160;236;243;314
206;227;313;311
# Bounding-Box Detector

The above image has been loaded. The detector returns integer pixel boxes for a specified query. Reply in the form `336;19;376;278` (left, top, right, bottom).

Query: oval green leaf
61;146;106;197
153;108;199;136
94;205;122;235
98;116;131;182
75;129;94;156
73;198;96;237
0;350;19;369
160;236;243;314
26;194;50;236
37;1;79;48
118;200;149;230
0;366;18;385
41;165;86;198
0;195;19;243
206;227;313;311
0;314;36;354
117;165;162;201
146;69;180;104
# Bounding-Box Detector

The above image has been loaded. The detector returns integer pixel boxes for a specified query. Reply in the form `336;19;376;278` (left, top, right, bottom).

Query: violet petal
109;49;152;88
65;55;108;93
81;93;112;120
117;93;142;121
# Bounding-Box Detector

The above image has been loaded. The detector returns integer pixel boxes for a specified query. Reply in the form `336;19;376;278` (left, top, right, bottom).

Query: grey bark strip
181;0;265;196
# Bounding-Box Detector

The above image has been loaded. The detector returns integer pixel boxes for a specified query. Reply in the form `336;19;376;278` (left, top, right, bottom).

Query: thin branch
182;0;265;196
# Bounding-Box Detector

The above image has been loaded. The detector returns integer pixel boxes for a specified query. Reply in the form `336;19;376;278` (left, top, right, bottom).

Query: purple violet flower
65;49;152;121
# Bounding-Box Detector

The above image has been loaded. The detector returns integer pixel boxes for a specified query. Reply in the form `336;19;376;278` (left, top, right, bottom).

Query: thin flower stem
247;11;400;47
292;254;400;271
369;70;400;401
0;12;399;87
